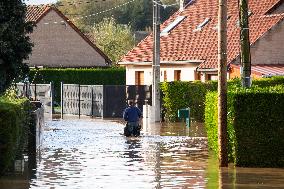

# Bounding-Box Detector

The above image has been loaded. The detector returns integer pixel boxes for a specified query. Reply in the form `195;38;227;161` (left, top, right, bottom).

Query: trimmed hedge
29;68;126;102
160;77;284;122
161;81;217;122
205;85;284;167
0;96;30;174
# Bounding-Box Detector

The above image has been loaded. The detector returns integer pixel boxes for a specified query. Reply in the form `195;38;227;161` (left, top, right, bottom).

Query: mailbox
178;108;190;127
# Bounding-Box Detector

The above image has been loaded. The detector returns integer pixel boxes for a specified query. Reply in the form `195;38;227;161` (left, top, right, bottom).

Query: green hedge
160;77;284;122
29;68;126;102
228;77;284;90
205;85;284;167
0;96;30;174
161;81;217;122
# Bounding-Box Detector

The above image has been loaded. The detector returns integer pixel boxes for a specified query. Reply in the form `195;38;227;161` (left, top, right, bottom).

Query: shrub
161;77;284;123
205;85;284;167
161;81;217;122
0;96;30;174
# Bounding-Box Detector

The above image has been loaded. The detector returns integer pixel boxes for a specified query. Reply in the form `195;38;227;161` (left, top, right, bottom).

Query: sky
24;0;58;5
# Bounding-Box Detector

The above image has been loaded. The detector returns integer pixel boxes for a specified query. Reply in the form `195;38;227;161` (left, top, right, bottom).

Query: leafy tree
57;0;178;31
0;0;33;94
91;18;135;64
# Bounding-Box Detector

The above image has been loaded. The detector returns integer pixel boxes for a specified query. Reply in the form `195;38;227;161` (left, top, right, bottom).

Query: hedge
29;67;126;102
161;81;217;122
160;77;284;122
205;85;284;167
0;96;30;174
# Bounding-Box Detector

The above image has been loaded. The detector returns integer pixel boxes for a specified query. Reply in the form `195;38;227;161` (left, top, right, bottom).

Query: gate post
61;82;64;119
91;87;94;118
34;83;37;101
78;84;81;119
50;82;54;119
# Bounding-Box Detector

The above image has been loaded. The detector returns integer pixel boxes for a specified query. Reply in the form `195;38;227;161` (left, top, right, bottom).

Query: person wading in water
123;100;142;137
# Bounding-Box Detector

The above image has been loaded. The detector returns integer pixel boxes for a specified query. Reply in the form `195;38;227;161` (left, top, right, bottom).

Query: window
193;18;211;32
174;70;181;81
161;16;186;36
164;70;167;81
208;74;218;81
135;71;144;85
194;70;200;80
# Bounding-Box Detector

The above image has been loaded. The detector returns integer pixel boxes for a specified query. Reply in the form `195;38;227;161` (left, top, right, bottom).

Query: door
164;70;167;81
174;70;181;81
135;71;144;85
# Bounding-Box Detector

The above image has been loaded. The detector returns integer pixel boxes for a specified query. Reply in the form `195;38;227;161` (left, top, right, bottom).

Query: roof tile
121;0;284;69
26;5;51;22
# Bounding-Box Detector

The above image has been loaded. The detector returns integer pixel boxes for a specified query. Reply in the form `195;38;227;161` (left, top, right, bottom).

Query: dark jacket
123;106;142;122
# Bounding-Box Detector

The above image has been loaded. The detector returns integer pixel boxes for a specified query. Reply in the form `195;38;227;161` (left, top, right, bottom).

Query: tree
0;0;33;94
57;0;178;32
57;0;125;32
91;18;135;64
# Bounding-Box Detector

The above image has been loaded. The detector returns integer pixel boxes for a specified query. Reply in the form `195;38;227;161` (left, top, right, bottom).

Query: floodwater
0;119;283;189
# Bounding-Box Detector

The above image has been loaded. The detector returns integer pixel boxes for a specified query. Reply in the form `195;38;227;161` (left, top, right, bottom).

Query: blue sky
24;0;58;5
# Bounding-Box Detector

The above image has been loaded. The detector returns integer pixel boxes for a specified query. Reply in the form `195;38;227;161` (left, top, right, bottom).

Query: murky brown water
0;119;283;189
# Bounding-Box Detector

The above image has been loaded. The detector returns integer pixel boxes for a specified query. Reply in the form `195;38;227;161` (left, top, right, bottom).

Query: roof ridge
27;4;52;8
264;0;284;15
260;12;284;18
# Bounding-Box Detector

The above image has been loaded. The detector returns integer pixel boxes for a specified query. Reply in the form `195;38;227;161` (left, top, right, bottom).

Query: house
26;5;111;68
119;0;284;85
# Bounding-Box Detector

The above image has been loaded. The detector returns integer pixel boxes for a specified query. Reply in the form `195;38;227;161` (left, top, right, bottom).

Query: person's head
128;100;134;106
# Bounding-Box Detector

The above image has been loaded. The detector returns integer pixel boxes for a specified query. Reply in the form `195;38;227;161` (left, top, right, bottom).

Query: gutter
118;60;204;65
196;68;218;72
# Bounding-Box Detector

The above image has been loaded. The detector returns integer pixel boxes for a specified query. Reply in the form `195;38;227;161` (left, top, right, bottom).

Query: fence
16;82;151;119
16;82;53;117
61;83;151;118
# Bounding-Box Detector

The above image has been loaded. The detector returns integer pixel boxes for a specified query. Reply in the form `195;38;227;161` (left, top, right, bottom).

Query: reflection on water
0;120;283;189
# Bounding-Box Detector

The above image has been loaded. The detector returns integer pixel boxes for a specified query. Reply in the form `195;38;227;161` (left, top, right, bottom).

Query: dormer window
161;16;186;36
193;18;211;32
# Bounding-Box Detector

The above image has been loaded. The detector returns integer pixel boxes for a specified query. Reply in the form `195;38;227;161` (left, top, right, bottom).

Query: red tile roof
232;64;284;76
121;0;284;69
26;5;51;23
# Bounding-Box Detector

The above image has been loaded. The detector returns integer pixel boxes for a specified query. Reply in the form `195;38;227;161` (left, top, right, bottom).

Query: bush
205;85;284;167
161;81;217;122
0;96;30;174
161;77;284;123
29;67;126;102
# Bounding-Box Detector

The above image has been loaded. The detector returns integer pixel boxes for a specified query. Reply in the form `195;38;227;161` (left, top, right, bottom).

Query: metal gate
16;82;54;115
61;84;103;117
61;83;151;118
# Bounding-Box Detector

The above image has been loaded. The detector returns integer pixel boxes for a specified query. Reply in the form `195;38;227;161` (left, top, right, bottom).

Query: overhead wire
36;0;138;24
29;0;178;25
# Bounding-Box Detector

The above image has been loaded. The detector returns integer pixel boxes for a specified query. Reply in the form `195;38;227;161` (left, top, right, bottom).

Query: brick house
26;5;111;68
119;0;284;85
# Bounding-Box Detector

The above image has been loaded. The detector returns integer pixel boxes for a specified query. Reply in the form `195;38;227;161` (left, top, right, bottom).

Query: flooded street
1;119;284;188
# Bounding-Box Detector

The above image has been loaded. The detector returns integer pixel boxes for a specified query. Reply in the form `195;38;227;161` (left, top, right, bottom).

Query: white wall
125;64;199;85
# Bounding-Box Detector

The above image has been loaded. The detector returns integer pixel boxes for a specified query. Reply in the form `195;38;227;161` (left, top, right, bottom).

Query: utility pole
239;0;251;87
152;0;161;122
217;0;228;167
